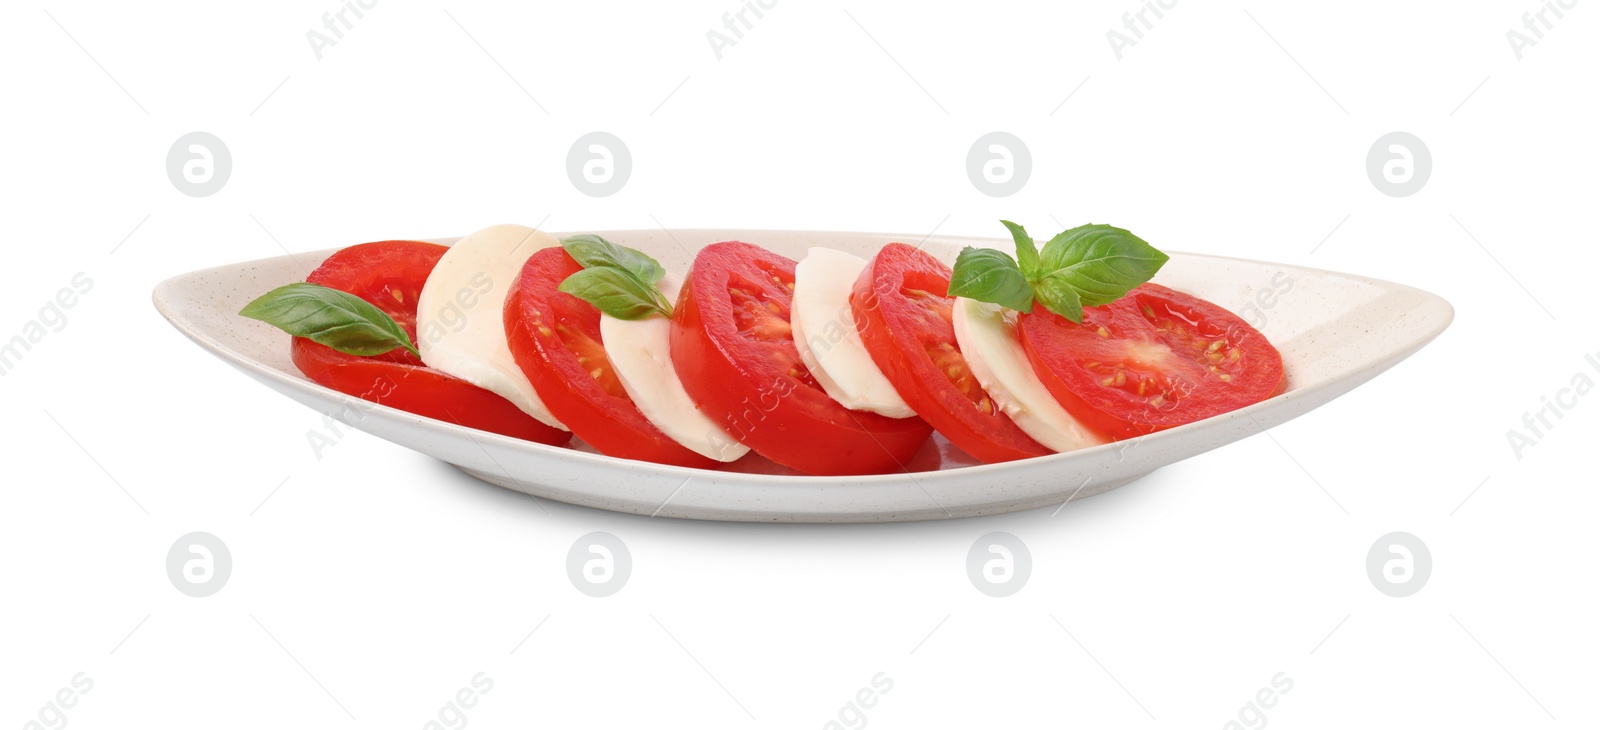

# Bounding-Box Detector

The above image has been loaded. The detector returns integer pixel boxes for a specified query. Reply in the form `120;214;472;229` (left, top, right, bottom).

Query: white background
2;1;1595;727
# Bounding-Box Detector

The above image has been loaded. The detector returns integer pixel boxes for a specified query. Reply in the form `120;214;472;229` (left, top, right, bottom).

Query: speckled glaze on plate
152;230;1452;522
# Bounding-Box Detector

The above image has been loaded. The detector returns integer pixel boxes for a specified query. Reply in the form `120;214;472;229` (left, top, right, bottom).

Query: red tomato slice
1019;282;1285;439
851;242;1051;463
670;242;933;476
290;240;571;445
505;248;718;469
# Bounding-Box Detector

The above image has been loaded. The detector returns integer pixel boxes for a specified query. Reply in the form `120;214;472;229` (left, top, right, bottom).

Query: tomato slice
505;248;719;468
290;240;571;445
1019;282;1285;439
851;243;1051;463
670;242;933;476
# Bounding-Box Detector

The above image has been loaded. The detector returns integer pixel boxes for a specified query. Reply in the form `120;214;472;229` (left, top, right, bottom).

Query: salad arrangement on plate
240;222;1284;476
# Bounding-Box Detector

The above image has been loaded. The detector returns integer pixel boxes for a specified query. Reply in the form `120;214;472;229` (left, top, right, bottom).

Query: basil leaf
1037;224;1169;307
561;234;666;284
558;266;672;320
239;282;420;357
947;221;1169;318
1031;273;1086;323
946;247;1034;313
557;234;675;319
1000;220;1040;279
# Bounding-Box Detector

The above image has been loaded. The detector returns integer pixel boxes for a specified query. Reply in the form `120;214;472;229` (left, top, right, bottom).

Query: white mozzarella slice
952;297;1107;453
417;223;567;430
599;274;750;462
790;248;917;419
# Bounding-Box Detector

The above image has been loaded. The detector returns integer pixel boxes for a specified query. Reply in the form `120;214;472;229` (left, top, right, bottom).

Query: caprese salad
240;221;1285;476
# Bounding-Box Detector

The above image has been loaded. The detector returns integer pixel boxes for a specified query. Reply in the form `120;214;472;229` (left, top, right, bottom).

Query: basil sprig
947;221;1168;322
557;234;674;320
239;282;420;357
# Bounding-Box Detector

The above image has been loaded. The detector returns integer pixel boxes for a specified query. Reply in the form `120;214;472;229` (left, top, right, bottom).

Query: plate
153;229;1452;522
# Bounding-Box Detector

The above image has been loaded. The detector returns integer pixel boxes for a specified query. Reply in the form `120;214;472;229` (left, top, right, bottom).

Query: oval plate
153;229;1452;522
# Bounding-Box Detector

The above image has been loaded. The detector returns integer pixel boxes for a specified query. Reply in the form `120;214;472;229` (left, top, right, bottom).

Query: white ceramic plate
153;230;1452;522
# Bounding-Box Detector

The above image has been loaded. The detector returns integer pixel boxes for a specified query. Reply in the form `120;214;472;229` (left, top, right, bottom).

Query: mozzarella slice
417;223;567;430
952;297;1107;452
599;274;750;462
790;248;917;419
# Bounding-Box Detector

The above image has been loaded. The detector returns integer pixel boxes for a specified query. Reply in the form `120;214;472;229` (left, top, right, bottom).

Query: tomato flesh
1019;282;1285;439
290;241;571;445
670;242;932;476
851;243;1050;463
505;248;718;468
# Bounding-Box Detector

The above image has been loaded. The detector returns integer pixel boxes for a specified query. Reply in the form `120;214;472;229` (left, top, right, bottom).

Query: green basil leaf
558;234;674;319
239;282;420;357
561;234;666;284
946;246;1034;313
1000;219;1040;279
558;266;672;320
1037;224;1169;307
1031;273;1086;323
